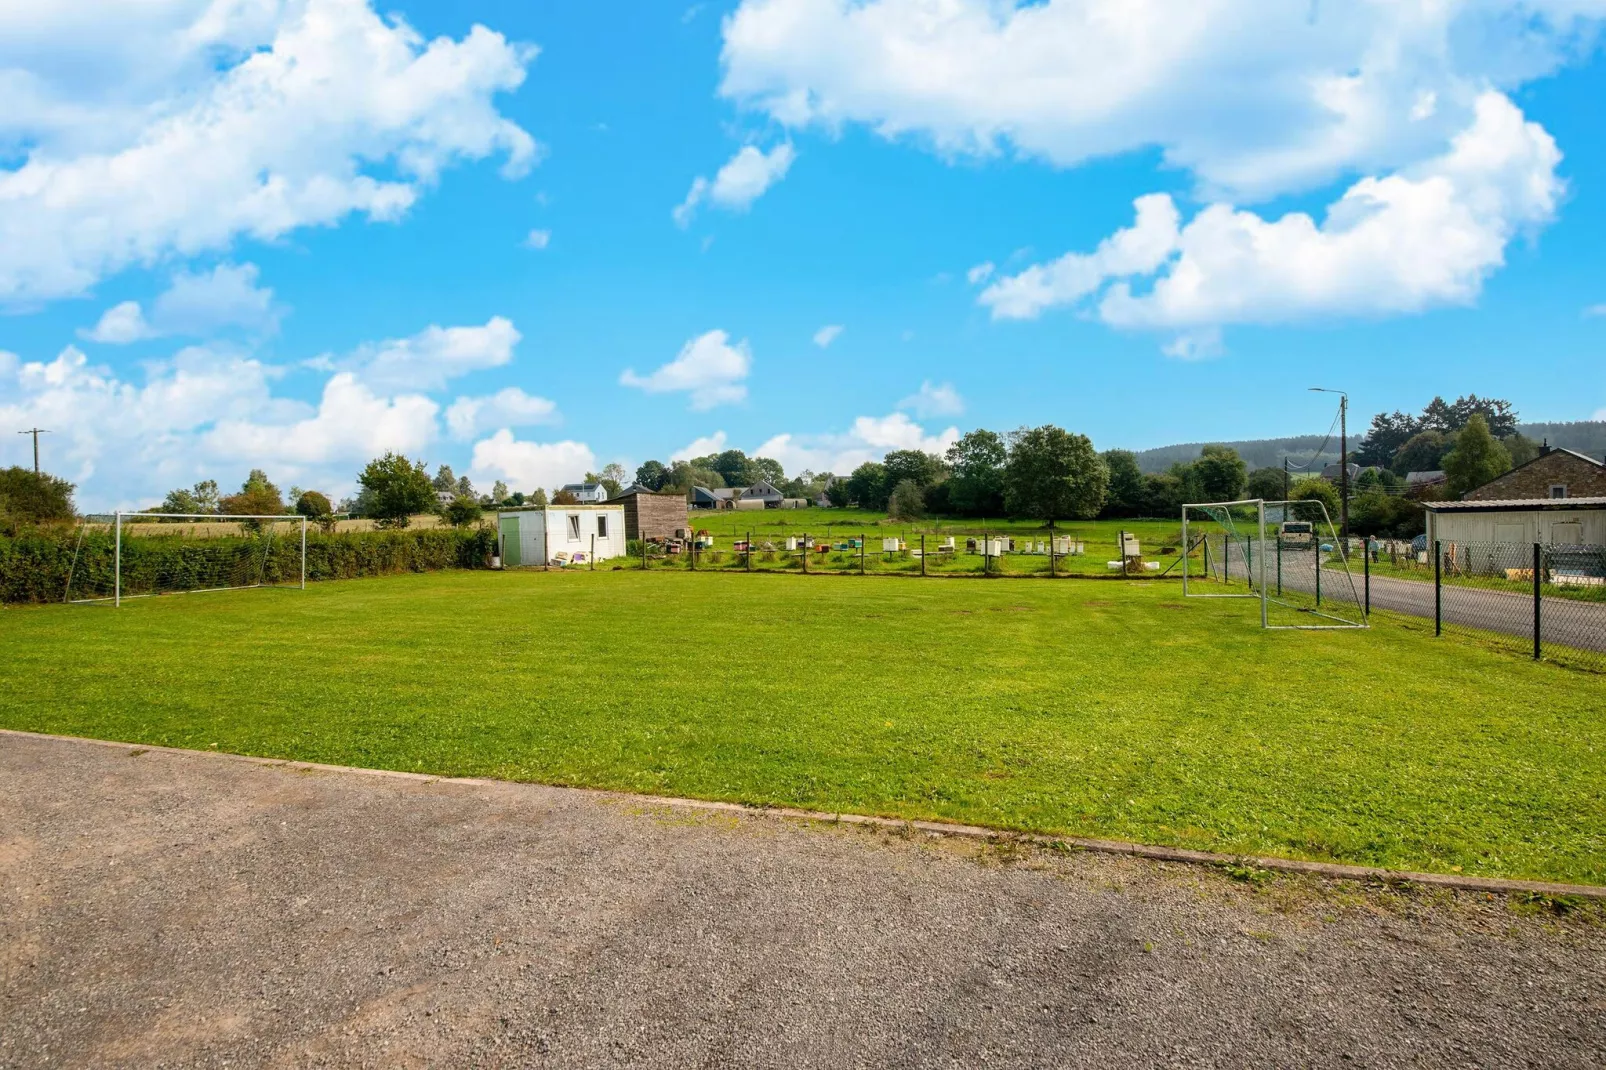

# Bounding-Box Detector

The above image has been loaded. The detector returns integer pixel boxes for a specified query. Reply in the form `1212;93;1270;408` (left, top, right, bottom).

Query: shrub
0;526;497;604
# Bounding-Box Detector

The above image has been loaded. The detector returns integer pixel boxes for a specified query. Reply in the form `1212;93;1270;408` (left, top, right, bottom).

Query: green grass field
2;569;1601;885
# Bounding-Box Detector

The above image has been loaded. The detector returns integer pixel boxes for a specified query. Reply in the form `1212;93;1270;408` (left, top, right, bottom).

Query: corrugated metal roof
1424;497;1606;513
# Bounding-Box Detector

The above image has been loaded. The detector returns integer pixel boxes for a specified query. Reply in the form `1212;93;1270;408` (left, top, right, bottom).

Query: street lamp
1309;388;1349;543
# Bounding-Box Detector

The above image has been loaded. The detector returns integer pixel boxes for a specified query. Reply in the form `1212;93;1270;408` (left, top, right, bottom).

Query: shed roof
1423;497;1606;514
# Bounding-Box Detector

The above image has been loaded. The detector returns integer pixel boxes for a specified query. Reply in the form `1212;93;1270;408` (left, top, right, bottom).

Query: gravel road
3;732;1604;1069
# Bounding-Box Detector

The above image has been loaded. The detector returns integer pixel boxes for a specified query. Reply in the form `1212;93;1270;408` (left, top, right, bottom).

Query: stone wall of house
1463;451;1606;500
623;493;689;540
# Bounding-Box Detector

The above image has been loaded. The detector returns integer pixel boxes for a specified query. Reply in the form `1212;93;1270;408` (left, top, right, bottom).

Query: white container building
497;505;627;567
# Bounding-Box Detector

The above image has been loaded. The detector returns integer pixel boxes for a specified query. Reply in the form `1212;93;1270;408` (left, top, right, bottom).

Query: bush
0;526;498;604
0;467;76;533
444;496;482;528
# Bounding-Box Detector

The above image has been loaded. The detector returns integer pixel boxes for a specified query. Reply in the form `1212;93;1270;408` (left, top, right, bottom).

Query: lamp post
1309;387;1349;543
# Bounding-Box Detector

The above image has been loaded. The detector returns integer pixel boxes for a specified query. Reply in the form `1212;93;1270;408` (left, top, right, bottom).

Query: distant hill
1133;421;1606;474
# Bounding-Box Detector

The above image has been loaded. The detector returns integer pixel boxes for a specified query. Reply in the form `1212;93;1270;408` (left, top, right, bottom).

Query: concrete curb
6;727;1603;902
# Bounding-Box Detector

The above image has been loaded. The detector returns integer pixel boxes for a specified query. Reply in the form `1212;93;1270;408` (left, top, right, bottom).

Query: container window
567;514;581;540
597;515;608;538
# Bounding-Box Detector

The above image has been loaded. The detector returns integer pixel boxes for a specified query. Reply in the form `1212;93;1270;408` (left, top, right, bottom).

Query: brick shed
614;489;689;541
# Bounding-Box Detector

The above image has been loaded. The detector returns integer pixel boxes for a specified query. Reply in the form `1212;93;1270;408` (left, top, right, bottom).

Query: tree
1245;467;1287;501
526;487;548;506
445;496;483;527
586;471;622;499
944;429;1007;517
295;490;336;533
1442;413;1511;497
600;462;627;486
455;475;475;500
1354;410;1421;467
220;469;285;517
1290;478;1340;518
635;460;668;491
887;479;926;520
1503;432;1540;469
295;490;332;518
551;488;581;505
357;453;436;528
1100;449;1146;517
1141;472;1186;517
161;479;219;515
0;467;75;530
845;462;889;510
1447;394;1518;438
882;449;945;490
1391;430;1451;475
751;457;785;485
432;465;457;494
1193;445;1246;501
1003;425;1108;526
491;480;509;505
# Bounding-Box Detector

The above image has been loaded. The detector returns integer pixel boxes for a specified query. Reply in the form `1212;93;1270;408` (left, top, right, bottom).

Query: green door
499;515;521;566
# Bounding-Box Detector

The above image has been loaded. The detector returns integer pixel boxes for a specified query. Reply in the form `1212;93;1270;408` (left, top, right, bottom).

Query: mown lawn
1;569;1601;884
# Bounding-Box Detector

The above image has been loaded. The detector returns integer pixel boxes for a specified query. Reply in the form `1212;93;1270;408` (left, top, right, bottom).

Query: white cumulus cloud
720;0;1600;201
671;431;730;462
674;143;795;226
812;324;843;347
897;380;964;418
755;411;958;477
345;316;521;393
525;229;551;249
620;329;752;410
81;262;282;343
468;429;596;495
446;387;558;440
0;0;539;305
981;93;1563;348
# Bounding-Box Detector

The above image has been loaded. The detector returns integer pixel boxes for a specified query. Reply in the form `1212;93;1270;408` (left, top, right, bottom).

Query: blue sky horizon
2;1;1603;509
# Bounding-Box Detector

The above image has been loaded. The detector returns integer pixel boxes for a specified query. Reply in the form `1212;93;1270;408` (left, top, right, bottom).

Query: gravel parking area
3;731;1604;1069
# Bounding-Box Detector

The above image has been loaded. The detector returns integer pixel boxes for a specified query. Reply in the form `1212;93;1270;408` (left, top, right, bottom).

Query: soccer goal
64;512;308;606
1182;499;1366;629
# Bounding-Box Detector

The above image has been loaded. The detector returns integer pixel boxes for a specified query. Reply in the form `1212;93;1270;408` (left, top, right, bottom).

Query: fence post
1276;533;1282;597
590;534;595;571
1363;543;1369;616
1314;538;1321;607
1049;532;1056;577
114;510;121;608
747;530;752;573
860;533;865;575
921;534;927;577
691;532;696;571
642;536;647;570
1533;542;1542;661
802;533;809;574
1434;540;1442;636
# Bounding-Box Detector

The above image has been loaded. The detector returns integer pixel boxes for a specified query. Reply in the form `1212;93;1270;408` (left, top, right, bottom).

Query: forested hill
1133;421;1606;473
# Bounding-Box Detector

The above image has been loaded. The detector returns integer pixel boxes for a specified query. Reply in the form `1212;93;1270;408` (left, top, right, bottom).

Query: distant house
435;490;456;508
1405;470;1448;496
558;482;608;504
689;486;723;510
815;475;838;508
612;483;654;498
1462;446;1606;502
1319;462;1380;483
736;480;785;508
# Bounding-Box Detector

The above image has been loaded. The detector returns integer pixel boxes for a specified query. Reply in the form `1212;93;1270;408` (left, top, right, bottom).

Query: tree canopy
1003;425;1108;525
944;429;1007;516
357;453;436;528
1442;413;1512;497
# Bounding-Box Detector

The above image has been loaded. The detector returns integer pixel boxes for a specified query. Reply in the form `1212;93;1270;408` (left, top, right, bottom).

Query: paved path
4;733;1605;1069
1208;547;1606;652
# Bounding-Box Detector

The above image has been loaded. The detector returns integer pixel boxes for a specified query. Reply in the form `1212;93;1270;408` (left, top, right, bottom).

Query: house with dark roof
558;482;609;504
1462;446;1606;502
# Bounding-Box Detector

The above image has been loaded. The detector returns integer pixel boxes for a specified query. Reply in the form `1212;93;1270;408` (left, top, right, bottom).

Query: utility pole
17;428;50;474
1309;388;1350;544
1282;457;1289;501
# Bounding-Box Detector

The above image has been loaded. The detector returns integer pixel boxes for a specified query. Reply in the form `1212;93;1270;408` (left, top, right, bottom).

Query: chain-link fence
1354;540;1606;672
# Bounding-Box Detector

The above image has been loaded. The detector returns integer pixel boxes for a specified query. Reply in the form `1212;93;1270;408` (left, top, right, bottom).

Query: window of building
597;515;608;538
567;514;581;540
1550;484;1567;499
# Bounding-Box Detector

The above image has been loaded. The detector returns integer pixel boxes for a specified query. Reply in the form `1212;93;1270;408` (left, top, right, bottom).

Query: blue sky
2;0;1604;509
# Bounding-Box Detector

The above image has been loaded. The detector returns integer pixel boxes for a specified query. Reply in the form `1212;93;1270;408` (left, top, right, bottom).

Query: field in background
2;569;1601;885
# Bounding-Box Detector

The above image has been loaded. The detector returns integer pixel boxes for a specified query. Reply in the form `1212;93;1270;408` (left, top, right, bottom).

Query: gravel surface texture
3;732;1604;1069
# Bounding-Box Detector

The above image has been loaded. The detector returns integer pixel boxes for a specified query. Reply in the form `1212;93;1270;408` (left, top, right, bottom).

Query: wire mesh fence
615;527;1188;579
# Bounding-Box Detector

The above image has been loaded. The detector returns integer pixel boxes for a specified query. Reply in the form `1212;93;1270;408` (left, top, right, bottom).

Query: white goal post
1182;498;1366;630
65;512;308;607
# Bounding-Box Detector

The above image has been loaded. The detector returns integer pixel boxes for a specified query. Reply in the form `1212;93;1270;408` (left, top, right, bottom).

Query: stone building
1462;446;1606;501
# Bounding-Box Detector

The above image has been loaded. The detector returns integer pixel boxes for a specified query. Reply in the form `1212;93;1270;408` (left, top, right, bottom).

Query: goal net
64;512;308;606
1182;499;1366;629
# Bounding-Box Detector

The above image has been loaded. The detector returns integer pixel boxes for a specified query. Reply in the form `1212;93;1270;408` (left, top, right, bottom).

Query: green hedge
0;526;497;604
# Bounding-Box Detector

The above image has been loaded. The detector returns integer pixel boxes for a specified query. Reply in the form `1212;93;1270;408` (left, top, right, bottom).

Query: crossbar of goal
68;512;309;607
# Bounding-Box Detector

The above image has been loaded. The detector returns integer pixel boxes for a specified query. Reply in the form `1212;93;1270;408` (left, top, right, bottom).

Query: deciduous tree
1003;425;1108;526
357;453;436;528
